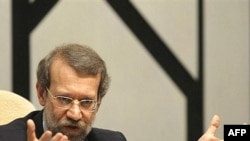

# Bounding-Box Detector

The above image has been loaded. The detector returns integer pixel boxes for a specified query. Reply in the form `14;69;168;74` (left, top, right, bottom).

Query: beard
43;106;95;141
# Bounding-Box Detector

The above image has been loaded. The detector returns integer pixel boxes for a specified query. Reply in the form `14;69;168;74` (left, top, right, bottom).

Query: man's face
38;59;101;141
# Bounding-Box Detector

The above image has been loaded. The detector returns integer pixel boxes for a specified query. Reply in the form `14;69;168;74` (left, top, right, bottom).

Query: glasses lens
55;96;73;108
80;100;97;111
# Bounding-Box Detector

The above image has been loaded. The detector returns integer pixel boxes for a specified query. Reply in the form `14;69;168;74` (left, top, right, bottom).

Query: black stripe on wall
106;1;204;141
12;0;58;99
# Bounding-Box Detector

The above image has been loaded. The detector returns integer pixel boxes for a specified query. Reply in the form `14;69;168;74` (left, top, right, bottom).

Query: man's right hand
27;119;69;141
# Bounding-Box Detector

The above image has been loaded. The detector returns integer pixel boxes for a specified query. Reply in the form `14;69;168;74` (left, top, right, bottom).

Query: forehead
49;58;101;97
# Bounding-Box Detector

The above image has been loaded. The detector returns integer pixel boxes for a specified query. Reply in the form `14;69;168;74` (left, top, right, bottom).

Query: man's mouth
64;125;81;133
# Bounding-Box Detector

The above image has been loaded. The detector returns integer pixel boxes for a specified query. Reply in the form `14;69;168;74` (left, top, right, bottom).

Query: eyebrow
57;94;96;101
49;88;97;99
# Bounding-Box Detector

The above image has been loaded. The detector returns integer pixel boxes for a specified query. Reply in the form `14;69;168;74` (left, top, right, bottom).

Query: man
0;43;222;141
0;43;126;141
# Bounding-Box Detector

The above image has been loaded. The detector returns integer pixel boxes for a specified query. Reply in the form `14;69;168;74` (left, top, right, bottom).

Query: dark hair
36;43;110;99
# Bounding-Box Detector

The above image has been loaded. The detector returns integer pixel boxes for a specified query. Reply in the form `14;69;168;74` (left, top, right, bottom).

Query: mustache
60;118;86;128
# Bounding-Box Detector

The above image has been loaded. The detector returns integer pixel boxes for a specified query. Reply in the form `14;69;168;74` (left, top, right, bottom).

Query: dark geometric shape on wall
12;0;58;99
106;1;204;141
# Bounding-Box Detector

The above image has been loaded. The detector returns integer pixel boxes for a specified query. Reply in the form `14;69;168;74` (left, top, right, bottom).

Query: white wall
1;0;249;140
0;0;11;91
205;0;249;138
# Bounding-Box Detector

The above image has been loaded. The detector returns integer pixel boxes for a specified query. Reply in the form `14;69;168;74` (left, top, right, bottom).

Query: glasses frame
46;88;98;112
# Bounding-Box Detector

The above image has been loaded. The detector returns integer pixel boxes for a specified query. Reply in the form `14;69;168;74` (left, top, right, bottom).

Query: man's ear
36;82;47;106
96;98;102;112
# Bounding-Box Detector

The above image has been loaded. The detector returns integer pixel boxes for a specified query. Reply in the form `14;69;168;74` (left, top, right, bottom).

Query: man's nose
66;101;82;121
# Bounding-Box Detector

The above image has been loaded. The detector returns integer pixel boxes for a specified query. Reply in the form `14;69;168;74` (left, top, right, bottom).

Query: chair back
0;90;36;125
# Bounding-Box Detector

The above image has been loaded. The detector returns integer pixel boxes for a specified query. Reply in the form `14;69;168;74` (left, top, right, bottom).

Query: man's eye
80;100;93;106
57;96;72;104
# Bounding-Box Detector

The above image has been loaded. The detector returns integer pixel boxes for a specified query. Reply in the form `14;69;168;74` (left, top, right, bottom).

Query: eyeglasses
46;88;98;112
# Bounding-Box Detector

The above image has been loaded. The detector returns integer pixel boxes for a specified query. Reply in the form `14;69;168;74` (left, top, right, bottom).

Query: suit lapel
32;110;44;138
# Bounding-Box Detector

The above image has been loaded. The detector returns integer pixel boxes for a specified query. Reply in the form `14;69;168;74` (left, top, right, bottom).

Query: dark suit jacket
0;110;126;141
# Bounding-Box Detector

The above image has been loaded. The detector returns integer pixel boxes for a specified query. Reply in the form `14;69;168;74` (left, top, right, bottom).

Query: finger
206;115;220;135
27;119;37;141
39;131;53;141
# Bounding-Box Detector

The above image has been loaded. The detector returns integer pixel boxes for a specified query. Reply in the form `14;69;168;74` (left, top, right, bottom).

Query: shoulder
0;110;41;128
0;110;41;141
0;111;38;130
87;128;127;141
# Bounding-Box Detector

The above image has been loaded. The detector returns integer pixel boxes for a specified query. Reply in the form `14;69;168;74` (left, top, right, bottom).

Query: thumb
206;115;220;135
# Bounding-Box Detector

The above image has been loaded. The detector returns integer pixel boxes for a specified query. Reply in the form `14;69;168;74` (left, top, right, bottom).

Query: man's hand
198;115;223;141
27;119;69;141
